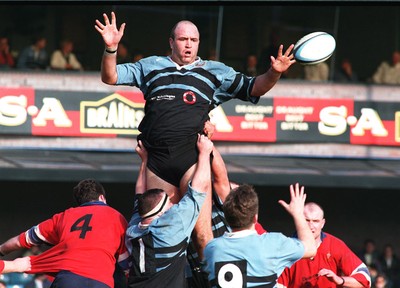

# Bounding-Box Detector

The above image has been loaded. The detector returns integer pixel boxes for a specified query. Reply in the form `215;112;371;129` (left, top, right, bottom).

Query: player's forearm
0;236;22;256
293;217;316;258
135;160;147;195
101;50;118;84
251;67;282;96
210;147;230;203
1;257;31;274
191;152;211;194
339;276;366;288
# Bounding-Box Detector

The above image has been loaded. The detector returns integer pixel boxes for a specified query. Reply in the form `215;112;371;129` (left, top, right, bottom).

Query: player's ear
321;218;326;229
253;214;258;224
99;194;107;204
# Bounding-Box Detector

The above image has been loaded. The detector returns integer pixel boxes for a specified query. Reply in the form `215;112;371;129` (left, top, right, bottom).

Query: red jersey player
0;178;130;288
277;202;371;288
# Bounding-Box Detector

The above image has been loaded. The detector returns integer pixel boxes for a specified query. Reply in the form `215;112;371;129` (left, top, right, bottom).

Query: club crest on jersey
183;91;196;105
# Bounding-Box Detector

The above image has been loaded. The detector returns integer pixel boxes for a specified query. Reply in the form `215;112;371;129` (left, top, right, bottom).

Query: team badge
183;91;196;105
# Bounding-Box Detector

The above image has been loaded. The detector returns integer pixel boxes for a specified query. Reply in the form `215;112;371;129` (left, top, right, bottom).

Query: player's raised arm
135;140;147;195
278;183;316;259
95;11;126;84
251;44;295;96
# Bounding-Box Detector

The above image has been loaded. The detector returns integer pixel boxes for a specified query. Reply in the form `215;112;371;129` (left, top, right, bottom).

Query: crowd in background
359;239;400;288
2;33;400;85
0;35;144;73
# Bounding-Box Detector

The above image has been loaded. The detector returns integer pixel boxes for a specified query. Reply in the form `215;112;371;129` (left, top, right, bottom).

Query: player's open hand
278;183;306;217
95;11;126;50
270;44;296;73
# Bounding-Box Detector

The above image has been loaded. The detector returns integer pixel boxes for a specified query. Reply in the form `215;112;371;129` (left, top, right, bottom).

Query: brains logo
183;91;196;105
80;93;144;134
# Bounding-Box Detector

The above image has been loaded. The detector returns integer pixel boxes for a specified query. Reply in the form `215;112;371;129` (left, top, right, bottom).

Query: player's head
73;178;106;205
138;189;173;221
392;50;400;65
223;184;258;230
304;202;325;240
169;20;200;66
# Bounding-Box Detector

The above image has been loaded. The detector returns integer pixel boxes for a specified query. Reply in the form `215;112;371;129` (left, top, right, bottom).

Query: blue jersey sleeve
205;60;258;107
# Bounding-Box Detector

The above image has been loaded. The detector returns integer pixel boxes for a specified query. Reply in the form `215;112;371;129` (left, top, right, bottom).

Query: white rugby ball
293;32;336;65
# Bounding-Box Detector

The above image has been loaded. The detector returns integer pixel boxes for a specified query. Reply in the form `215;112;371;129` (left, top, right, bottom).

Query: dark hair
223;184;258;229
73;178;106;205
31;35;46;45
138;188;165;216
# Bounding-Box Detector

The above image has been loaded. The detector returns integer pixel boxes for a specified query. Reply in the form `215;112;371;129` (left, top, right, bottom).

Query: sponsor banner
1;87;400;146
0;88;145;137
211;97;400;146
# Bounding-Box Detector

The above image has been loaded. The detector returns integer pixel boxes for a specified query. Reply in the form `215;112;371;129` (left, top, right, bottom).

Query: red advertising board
1;87;400;146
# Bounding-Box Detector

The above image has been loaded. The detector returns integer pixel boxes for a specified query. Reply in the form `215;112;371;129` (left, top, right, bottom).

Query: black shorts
51;270;110;288
139;134;199;188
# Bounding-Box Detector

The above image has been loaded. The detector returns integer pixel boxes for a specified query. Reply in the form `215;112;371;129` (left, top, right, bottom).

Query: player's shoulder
201;59;231;70
322;232;349;249
140;55;170;65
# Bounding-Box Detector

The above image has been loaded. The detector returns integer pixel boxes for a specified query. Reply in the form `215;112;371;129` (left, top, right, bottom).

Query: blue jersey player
95;11;296;261
203;183;317;288
126;134;213;287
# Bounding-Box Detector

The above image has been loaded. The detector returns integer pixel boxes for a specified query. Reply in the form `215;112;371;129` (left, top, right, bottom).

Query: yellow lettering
351;108;388;137
318;106;348;136
32;98;72;127
0;95;27;126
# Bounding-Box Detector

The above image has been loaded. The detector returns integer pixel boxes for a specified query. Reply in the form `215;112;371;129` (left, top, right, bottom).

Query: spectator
373;274;388;288
304;61;329;81
369;264;380;285
258;31;280;74
379;244;400;287
17;35;48;70
245;54;258;76
132;49;144;63
334;58;359;82
359;239;382;270
50;39;83;71
208;48;217;61
0;36;15;69
116;41;132;64
372;51;400;84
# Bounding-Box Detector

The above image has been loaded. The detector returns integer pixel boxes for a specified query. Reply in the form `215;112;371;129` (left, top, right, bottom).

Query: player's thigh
146;168;180;203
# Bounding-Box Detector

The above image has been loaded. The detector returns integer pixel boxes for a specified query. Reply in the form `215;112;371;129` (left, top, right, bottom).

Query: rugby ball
293;32;336;65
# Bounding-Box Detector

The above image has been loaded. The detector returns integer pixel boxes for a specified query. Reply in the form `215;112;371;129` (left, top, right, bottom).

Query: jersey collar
80;201;107;207
224;229;257;238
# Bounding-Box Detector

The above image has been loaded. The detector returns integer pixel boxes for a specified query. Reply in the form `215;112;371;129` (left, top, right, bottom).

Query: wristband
340;277;345;286
105;48;117;54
